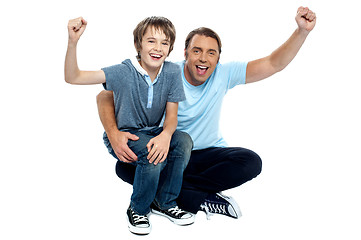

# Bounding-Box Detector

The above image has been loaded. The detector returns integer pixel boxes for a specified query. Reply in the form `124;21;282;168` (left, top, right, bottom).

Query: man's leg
115;160;135;185
177;147;262;214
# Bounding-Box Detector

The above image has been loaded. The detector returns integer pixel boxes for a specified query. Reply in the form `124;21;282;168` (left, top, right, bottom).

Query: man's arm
146;102;179;165
65;17;105;85
96;90;139;163
246;6;316;84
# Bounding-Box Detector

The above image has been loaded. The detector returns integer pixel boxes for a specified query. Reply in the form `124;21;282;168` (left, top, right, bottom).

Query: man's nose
199;52;207;62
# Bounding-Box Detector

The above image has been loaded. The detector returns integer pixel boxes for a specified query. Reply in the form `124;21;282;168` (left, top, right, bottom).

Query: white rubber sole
151;209;195;226
126;216;151;235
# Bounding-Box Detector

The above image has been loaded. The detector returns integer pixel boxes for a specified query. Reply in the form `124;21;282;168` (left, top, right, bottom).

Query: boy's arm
96;90;139;163
65;17;105;85
146;102;178;165
246;6;316;84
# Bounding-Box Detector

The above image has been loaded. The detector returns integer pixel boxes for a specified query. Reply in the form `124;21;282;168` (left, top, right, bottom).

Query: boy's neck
138;60;161;82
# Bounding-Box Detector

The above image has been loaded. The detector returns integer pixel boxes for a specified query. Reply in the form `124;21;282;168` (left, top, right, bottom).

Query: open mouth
196;65;209;75
150;53;162;60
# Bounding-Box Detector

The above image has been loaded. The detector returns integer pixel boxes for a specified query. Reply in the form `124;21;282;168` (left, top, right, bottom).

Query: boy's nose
154;42;162;52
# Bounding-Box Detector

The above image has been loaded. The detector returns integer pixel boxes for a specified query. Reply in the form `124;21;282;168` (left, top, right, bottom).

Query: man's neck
184;64;204;86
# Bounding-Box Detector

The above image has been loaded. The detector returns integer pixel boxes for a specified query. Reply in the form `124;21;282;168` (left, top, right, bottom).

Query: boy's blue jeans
110;127;192;215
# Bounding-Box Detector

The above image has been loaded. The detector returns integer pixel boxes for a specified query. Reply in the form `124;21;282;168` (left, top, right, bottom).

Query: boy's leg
177;147;262;214
153;130;193;209
150;130;194;225
126;131;167;215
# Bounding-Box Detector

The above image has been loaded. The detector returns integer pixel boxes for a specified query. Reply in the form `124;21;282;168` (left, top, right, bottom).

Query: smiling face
184;34;220;86
137;26;170;79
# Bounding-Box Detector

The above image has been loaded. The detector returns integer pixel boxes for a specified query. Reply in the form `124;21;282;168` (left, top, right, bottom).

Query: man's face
184;34;220;86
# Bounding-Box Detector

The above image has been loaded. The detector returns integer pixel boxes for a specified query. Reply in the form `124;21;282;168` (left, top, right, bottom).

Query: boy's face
184;34;220;86
137;26;170;75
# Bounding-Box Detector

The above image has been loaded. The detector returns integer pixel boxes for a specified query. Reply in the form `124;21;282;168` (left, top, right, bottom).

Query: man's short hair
185;27;222;54
133;16;176;57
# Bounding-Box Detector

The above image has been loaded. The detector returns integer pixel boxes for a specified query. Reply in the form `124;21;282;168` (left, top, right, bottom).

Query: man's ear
184;49;188;59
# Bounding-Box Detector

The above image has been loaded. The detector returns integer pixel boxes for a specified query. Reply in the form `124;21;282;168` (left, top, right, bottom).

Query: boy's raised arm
65;17;105;85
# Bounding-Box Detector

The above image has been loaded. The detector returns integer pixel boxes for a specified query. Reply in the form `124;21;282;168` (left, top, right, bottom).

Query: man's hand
68;17;87;44
108;131;139;163
146;132;171;165
296;7;316;33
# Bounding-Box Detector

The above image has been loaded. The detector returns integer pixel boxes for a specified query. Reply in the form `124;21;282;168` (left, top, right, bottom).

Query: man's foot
200;192;242;219
151;203;195;225
126;206;151;235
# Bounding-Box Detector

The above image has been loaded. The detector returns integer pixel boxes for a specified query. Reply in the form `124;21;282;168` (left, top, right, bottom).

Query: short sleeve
101;64;122;91
166;64;186;103
221;61;248;90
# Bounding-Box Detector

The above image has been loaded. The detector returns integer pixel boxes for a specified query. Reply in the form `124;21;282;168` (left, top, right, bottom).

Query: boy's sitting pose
65;16;194;235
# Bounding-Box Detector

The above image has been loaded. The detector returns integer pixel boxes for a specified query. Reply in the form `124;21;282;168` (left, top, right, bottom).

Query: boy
65;16;194;235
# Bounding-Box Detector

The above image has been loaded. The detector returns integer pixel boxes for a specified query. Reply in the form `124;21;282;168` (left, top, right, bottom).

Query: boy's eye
162;42;169;46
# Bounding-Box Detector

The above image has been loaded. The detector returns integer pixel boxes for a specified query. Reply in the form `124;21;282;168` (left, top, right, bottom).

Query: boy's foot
200;192;242;219
151;203;195;226
126;206;151;235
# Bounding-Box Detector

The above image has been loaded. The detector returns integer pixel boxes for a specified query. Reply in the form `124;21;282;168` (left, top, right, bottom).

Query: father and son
65;6;316;235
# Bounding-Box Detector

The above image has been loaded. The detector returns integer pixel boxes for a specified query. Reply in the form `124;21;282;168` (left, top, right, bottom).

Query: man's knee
227;148;262;181
243;149;262;178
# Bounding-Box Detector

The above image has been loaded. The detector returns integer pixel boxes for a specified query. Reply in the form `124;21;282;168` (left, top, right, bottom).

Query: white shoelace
200;203;214;220
131;210;149;224
168;206;185;216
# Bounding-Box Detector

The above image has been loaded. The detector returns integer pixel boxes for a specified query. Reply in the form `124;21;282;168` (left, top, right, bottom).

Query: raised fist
67;17;87;44
296;7;316;32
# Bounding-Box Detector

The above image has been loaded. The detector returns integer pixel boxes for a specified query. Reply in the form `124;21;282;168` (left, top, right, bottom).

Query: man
96;6;316;219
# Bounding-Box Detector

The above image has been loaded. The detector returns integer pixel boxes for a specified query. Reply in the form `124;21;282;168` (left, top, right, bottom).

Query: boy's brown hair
133;16;176;58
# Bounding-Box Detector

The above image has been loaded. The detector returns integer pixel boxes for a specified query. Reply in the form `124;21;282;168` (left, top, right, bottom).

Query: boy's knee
171;130;193;151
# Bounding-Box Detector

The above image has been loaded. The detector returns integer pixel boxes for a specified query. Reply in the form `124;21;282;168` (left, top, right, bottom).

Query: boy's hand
108;131;139;163
68;17;87;44
146;132;171;165
296;7;316;33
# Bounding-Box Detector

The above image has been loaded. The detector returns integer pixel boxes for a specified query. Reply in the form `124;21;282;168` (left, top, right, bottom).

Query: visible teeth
151;54;161;58
197;66;207;69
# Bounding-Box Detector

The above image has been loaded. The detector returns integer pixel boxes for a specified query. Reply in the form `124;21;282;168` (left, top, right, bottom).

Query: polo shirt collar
131;56;164;78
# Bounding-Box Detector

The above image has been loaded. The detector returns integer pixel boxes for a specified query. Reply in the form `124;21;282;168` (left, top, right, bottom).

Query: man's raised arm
246;6;316;84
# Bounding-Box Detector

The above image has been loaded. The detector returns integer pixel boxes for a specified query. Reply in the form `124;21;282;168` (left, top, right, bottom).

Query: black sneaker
126;206;151;235
151;203;195;225
200;192;242;219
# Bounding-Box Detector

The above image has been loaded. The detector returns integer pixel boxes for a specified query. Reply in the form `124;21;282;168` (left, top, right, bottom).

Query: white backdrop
1;0;360;239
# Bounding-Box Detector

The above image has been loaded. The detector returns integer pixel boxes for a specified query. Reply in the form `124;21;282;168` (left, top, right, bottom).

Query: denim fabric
111;127;192;215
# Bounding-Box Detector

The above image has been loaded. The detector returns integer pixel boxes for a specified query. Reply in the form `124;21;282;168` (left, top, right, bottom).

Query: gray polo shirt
101;58;185;150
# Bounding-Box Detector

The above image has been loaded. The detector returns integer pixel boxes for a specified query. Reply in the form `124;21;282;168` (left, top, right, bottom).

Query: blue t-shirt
102;58;185;151
176;61;248;150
